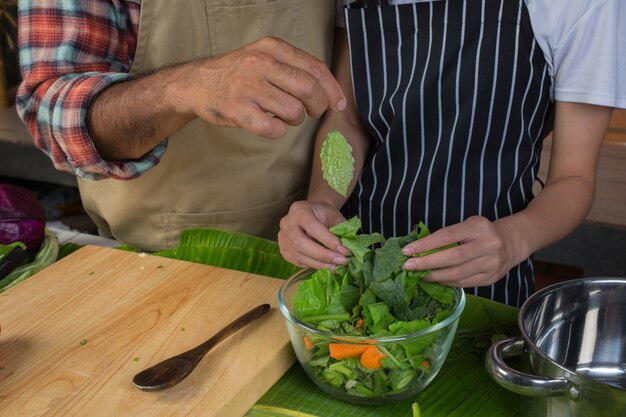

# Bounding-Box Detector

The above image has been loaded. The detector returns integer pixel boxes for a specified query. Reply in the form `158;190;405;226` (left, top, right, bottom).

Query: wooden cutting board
0;246;296;417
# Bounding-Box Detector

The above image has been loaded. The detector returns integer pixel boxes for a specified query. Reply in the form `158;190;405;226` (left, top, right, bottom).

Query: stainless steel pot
485;278;626;417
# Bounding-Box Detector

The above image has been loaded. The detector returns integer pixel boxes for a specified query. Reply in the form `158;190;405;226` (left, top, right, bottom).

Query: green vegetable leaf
389;319;431;335
417;279;455;305
358;288;377;307
320;127;355;197
329;216;361;239
372;238;406;283
370;276;413;321
341;233;384;264
362;302;397;334
293;269;345;319
339;283;360;313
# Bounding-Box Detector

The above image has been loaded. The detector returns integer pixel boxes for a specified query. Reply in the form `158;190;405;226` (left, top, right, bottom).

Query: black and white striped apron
343;0;553;307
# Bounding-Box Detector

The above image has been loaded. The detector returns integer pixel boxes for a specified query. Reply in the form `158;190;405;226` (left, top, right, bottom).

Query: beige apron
78;0;336;250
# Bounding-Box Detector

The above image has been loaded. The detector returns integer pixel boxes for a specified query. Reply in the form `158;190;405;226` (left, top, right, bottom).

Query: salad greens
320;114;354;197
291;217;459;400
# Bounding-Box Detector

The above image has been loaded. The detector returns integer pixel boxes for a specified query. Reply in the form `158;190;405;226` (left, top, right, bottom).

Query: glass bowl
278;268;466;405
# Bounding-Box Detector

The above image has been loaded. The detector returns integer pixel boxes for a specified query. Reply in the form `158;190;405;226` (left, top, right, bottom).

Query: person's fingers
433;272;493;288
266;61;328;119
284;249;341;271
422;257;493;286
301;216;349;256
190;37;344;135
252;37;346;112
252;81;308;126
403;240;483;271
278;226;347;269
291;234;348;266
402;216;494;256
235;104;287;139
283;202;350;257
402;225;464;256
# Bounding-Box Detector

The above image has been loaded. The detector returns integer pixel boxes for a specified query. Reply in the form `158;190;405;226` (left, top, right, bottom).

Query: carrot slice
360;346;387;370
329;343;369;359
421;360;430;369
303;336;314;350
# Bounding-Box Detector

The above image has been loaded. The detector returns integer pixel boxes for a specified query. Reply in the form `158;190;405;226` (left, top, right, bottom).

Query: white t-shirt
337;0;626;109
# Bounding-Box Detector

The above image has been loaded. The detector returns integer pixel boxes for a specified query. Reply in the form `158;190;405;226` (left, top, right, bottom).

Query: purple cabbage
0;184;47;250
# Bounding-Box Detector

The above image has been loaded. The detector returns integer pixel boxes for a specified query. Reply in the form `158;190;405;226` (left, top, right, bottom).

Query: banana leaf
57;242;82;260
177;228;282;254
151;228;301;279
155;246;300;279
66;228;300;279
246;295;522;417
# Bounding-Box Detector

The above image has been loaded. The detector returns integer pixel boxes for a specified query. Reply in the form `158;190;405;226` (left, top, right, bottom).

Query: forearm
495;175;595;264
308;111;370;206
307;28;370;208
495;102;613;264
87;64;196;160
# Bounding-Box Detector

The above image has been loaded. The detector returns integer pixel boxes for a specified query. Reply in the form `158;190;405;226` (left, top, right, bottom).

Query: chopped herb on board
79;339;88;346
320;113;354;197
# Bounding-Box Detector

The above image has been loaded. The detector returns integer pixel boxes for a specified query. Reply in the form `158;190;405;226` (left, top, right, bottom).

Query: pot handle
485;337;569;397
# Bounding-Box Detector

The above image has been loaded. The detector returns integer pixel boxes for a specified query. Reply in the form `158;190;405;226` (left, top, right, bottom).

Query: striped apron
343;0;553;307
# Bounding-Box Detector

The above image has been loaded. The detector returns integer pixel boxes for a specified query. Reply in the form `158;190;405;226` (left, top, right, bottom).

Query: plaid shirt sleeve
16;0;167;181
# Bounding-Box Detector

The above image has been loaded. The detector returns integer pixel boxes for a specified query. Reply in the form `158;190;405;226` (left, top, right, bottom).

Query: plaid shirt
16;0;166;180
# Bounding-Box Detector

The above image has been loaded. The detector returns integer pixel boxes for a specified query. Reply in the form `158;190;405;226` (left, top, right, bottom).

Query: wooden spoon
132;303;270;391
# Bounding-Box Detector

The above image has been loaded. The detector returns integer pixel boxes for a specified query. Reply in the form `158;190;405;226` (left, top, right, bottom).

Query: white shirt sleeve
527;0;626;109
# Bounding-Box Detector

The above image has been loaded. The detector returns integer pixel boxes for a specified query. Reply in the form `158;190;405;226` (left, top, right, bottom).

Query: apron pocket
163;188;307;247
206;0;305;56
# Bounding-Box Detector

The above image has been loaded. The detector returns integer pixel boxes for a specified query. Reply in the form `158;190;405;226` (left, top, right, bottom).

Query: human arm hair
87;37;348;161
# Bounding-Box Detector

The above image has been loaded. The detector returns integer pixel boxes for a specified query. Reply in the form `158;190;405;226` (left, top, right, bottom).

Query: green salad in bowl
278;217;465;405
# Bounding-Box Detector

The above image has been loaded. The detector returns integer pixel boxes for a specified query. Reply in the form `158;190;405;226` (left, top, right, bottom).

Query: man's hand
88;37;345;160
172;36;347;139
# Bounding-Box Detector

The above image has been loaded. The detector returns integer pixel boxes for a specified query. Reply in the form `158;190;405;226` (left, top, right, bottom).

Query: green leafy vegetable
320;114;355;197
0;243;28;280
0;241;26;259
0;234;59;292
291;216;460;400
